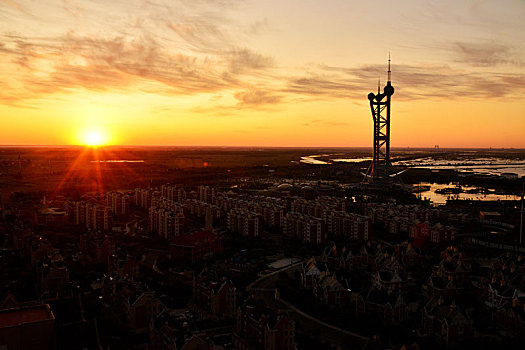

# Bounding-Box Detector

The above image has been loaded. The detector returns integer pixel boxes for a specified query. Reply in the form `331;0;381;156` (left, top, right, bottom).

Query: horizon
2;144;525;151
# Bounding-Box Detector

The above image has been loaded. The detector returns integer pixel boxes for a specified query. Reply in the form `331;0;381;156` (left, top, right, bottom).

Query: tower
364;55;396;184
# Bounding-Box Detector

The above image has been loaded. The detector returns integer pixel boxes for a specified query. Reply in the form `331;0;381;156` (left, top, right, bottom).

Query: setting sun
81;130;108;146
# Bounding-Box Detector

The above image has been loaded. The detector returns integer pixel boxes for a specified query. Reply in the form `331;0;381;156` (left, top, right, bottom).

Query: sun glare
81;130;108;146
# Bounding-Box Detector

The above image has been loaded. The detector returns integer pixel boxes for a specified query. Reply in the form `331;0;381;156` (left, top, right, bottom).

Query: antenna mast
520;182;525;244
388;52;392;82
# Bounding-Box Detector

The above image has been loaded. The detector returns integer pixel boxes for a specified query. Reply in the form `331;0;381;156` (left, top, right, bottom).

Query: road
248;263;369;350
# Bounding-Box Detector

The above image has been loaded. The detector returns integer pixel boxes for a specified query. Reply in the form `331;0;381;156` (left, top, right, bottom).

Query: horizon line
1;144;525;150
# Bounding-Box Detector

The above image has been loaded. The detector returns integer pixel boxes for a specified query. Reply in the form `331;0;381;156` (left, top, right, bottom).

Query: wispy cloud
0;31;275;105
286;63;525;101
1;1;524;110
453;41;524;67
234;88;281;107
0;0;275;106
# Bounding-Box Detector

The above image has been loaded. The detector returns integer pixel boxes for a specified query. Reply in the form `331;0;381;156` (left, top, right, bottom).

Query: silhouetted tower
364;55;395;184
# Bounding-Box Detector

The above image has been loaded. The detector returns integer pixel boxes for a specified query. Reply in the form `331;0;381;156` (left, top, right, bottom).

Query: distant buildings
149;206;185;239
134;188;160;209
365;203;456;245
199;185;216;203
327;211;371;240
284;212;326;244
227;208;262;237
64;200;111;231
105;191;131;216
35;207;68;226
161;184;187;203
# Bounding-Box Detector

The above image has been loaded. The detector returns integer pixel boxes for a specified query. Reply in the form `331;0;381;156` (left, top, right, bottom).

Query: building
429;223;456;243
65;200;111;231
0;304;56;350
284;213;326;244
170;230;222;264
301;258;324;289
421;298;473;345
356;289;407;323
192;271;236;319
327;211;371;240
312;272;352;305
161;184;187;203
372;271;407;293
149;207;185;239
106;191;131;216
227;208;262;237
35;207;68;226
493;297;525;339
235;303;295;350
479;211;502;222
409;221;429;247
199;186;216;203
134;188;160;209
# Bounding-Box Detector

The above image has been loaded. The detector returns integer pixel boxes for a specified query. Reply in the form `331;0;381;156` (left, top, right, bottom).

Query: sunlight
80;129;109;146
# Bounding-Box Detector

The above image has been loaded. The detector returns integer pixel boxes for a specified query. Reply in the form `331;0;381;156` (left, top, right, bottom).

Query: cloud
226;48;274;74
1;2;524;108
0;30;279;105
234;88;281;107
0;0;278;106
285;63;525;101
167;20;226;52
0;0;25;12
453;41;524;67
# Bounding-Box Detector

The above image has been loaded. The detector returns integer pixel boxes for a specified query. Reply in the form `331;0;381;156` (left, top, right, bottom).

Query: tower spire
388;52;392;83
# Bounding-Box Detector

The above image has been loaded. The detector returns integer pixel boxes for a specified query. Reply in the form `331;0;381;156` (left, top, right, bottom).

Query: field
1;146;524;201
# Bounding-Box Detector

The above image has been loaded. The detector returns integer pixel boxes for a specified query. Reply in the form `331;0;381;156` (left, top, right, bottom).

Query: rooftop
0;304;54;328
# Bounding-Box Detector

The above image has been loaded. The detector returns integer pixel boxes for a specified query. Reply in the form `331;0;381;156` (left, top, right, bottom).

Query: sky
1;0;525;147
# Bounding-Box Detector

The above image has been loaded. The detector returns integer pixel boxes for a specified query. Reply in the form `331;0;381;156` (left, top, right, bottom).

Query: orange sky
1;0;525;148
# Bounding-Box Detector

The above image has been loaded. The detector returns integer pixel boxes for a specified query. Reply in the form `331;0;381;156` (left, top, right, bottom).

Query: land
2;146;525;198
0;146;524;350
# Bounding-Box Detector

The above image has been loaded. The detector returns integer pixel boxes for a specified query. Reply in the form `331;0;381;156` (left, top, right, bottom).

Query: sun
86;132;103;146
81;130;108;146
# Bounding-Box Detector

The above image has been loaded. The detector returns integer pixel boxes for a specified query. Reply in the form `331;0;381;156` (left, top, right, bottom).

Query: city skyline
1;0;525;147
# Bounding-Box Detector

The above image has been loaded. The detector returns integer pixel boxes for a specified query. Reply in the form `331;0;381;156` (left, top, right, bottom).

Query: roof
366;288;402;307
480;211;501;216
429;276;456;290
425;300;469;324
0;304;54;328
40;207;67;215
171;230;219;246
378;271;403;283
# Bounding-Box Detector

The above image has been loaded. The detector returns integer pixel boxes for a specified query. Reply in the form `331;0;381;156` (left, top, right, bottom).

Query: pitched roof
0;304;54;328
